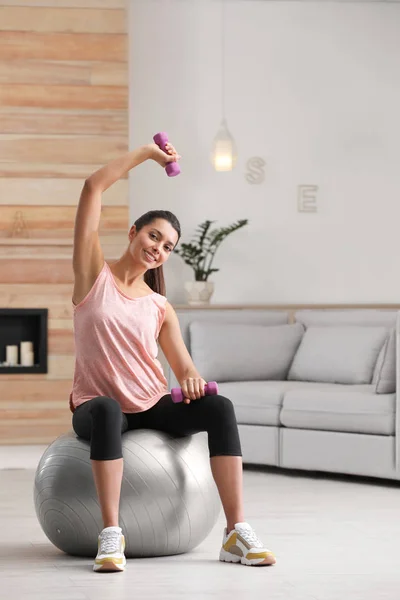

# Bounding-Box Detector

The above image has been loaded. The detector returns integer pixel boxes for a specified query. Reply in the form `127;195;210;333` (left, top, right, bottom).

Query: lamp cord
221;0;226;122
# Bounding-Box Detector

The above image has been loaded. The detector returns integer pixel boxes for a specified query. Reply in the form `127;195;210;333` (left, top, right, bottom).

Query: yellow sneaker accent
219;522;276;567
247;551;275;560
223;532;237;551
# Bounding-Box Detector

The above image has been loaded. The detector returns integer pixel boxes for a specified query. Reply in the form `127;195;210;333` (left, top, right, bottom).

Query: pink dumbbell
171;381;218;404
153;132;181;177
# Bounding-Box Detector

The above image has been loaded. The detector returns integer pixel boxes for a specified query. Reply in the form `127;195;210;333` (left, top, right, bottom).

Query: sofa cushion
373;329;396;394
288;326;388;384
218;380;373;427
189;321;304;383
280;389;395;435
218;381;283;426
177;309;289;354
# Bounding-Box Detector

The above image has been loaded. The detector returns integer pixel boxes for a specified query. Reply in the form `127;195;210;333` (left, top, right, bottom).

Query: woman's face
129;219;179;269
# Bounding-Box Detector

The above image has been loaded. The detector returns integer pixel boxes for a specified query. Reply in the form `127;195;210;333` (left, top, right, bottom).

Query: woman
70;141;276;572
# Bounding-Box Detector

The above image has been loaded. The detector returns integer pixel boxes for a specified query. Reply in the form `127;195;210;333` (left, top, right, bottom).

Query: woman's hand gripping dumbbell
152;132;181;177
171;381;219;404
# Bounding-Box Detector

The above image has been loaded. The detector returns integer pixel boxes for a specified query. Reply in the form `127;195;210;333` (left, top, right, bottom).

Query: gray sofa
167;308;400;481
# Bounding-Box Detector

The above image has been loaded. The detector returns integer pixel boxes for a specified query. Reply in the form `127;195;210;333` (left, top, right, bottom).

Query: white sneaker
219;522;276;566
93;526;126;572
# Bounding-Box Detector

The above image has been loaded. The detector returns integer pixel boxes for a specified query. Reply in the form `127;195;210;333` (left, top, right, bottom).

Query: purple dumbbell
153;132;181;177
171;381;218;404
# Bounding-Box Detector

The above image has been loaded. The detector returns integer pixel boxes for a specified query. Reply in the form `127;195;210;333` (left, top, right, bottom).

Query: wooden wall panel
0;259;75;284
0;178;128;205
0;421;72;445
0;356;75;381
0;206;128;237
0;7;126;34
48;330;75;354
0;135;128;163
0;32;126;61
47;355;76;379
0;62;128;87
0;1;126;7
0;162;107;178
0;60;91;85
0;0;129;445
0;408;69;420
90;61;128;86
50;319;74;331
0;108;127;135
0;239;128;259
0;84;127;109
0;284;74;319
0;257;138;282
0;380;73;402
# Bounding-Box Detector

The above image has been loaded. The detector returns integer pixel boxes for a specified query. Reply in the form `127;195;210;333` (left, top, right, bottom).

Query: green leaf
174;219;249;280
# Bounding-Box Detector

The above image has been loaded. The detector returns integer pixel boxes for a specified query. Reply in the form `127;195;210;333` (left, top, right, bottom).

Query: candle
6;345;18;366
21;341;33;354
20;341;34;366
21;351;34;367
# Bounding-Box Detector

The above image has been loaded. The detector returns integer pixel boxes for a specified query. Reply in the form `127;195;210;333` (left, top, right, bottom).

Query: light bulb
211;119;237;172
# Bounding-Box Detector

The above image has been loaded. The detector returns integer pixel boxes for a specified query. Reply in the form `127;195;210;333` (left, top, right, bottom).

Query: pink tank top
69;261;168;413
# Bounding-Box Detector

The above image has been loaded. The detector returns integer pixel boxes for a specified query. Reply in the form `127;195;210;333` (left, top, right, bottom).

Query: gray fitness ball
34;430;220;558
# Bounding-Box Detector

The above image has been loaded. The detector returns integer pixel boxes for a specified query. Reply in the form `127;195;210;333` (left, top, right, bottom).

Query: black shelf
0;308;48;374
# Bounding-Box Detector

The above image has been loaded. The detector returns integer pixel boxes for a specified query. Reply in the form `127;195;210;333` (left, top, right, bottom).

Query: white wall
129;0;400;305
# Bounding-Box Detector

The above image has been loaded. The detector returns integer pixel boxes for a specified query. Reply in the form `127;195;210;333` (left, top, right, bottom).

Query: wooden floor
1;459;400;600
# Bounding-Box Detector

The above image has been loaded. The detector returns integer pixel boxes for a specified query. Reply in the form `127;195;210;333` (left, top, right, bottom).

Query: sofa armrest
396;311;400;469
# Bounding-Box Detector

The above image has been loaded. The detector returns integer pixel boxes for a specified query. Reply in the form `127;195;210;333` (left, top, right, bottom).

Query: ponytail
144;265;166;296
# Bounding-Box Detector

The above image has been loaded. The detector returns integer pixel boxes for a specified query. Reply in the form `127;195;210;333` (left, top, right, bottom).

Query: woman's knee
203;394;237;423
73;396;122;440
89;396;123;430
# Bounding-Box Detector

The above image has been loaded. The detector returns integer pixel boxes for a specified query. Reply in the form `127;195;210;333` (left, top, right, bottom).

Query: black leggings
72;394;242;461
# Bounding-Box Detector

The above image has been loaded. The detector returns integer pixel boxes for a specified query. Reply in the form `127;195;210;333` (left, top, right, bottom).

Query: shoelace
99;531;120;554
236;526;263;548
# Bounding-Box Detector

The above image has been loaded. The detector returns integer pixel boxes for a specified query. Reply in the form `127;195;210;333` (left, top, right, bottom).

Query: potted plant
174;219;248;305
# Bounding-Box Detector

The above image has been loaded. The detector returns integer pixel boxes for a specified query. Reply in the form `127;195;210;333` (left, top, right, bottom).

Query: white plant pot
184;281;215;306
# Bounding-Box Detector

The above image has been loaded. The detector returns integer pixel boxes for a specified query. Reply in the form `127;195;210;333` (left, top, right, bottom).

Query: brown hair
133;210;181;296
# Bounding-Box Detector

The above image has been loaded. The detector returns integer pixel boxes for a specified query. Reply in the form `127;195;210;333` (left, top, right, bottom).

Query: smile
144;250;157;262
